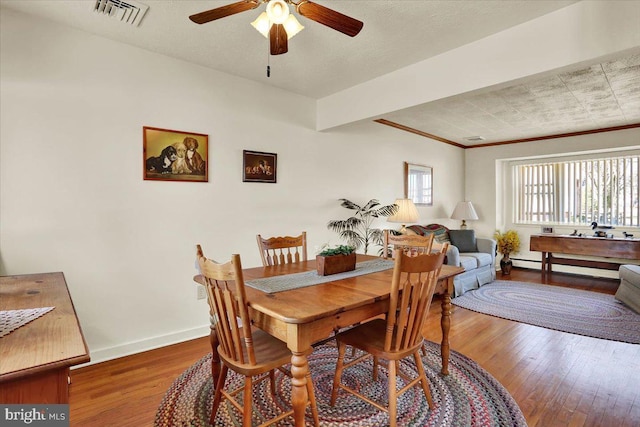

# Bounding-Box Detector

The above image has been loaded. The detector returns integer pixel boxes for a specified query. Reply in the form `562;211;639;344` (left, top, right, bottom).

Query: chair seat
337;318;422;361
218;328;293;377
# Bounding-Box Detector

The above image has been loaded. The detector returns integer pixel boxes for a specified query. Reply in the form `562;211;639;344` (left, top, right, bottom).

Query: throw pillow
406;224;451;243
449;229;478;252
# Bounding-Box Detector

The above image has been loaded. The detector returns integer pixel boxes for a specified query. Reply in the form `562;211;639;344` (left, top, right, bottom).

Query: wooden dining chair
383;229;435;259
383;230;441;356
256;231;307;267
196;245;319;427
330;245;448;427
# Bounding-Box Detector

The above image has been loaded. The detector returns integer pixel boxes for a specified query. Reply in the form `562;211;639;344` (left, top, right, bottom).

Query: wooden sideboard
530;234;640;277
0;272;90;403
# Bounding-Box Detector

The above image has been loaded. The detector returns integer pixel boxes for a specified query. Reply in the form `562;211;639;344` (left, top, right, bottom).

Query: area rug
154;341;526;427
453;281;640;344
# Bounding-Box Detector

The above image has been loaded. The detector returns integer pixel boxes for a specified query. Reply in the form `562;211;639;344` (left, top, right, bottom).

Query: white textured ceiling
382;54;640;145
2;0;638;146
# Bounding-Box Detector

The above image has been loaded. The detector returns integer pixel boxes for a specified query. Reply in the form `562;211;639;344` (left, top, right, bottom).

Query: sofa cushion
464;252;493;268
459;256;478;271
406;224;450;243
449;229;478;252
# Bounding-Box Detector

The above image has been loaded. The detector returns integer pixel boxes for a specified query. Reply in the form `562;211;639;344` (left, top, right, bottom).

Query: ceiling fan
189;0;364;56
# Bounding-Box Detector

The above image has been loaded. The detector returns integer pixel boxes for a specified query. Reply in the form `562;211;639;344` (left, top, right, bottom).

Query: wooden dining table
194;254;463;426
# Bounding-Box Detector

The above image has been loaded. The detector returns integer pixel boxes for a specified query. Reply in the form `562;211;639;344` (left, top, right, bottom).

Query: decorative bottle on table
500;253;513;275
494;230;521;276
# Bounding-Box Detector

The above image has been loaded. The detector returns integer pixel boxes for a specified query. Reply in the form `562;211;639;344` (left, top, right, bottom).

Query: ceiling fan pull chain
267;42;271;77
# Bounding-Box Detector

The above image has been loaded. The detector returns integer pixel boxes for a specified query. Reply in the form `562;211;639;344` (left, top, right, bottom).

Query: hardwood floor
69;268;639;426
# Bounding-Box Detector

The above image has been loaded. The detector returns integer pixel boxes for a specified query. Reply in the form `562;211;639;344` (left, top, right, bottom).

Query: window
514;155;639;227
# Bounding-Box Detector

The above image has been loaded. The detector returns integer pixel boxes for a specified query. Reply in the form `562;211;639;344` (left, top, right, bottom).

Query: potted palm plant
327;199;398;255
316;245;356;276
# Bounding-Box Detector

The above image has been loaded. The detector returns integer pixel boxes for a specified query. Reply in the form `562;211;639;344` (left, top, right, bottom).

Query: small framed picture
243;150;277;183
143;126;208;182
542;226;554;234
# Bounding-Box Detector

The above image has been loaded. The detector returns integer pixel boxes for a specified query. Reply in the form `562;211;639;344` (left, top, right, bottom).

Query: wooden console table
530;234;640;277
0;272;90;403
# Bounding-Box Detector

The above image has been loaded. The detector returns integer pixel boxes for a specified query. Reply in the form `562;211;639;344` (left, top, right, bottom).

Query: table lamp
450;201;478;229
388;198;419;234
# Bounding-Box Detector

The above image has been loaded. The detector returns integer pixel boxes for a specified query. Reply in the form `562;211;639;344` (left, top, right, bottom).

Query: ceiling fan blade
296;1;363;37
269;23;288;55
189;1;259;24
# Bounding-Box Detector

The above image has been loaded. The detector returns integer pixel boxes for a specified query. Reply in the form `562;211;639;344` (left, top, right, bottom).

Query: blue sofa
407;224;497;297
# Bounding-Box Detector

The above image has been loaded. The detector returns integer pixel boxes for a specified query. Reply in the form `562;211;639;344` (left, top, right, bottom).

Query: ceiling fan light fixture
191;0;362;57
266;0;289;24
283;14;304;39
250;11;270;38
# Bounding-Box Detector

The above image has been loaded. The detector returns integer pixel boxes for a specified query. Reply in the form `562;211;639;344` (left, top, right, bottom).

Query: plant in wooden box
327;199;399;255
316;245;356;276
494;229;521;275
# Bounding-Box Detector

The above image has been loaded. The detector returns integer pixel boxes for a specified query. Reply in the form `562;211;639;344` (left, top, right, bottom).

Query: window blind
514;156;639;227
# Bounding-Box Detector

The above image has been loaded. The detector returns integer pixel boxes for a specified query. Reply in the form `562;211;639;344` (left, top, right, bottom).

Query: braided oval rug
452;280;640;344
154;340;526;427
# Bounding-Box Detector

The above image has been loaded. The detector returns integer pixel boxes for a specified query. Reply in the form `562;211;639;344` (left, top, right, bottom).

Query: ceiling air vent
464;136;486;142
94;0;149;27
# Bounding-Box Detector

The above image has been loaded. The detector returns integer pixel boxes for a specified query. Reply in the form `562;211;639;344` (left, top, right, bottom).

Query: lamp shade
388;198;420;224
282;14;304;38
251;12;270;38
450;201;478;229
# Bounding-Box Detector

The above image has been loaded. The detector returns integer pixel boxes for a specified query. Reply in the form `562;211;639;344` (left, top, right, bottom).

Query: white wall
0;9;464;363
466;128;640;278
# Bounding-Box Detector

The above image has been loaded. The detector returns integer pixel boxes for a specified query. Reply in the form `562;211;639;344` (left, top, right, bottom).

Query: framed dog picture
143;126;208;182
243;150;277;183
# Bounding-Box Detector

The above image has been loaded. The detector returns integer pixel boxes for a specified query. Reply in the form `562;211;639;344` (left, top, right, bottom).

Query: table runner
0;307;55;338
245;259;395;293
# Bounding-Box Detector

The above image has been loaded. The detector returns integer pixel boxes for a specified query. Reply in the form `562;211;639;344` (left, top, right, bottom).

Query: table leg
541;251;554;277
290;351;310;426
440;278;453;375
